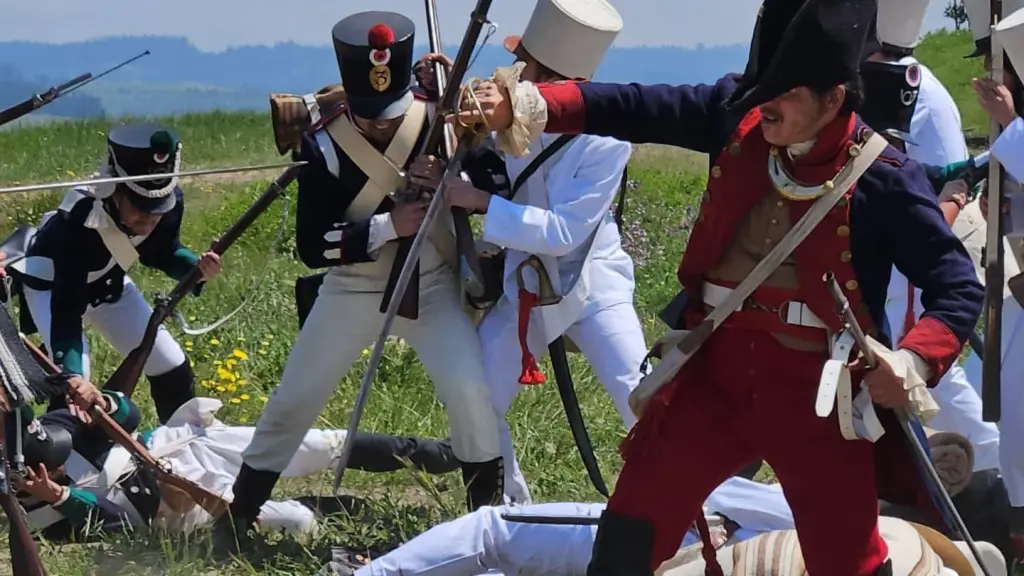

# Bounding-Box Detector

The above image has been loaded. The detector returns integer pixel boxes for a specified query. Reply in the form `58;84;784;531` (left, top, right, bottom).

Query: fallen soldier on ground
10;385;458;542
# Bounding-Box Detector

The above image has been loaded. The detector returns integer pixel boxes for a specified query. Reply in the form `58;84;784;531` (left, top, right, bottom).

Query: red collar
777;113;857;185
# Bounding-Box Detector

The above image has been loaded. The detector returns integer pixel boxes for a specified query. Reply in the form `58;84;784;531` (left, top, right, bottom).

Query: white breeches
962;295;1024;506
477;296;647;505
21;276;186;378
354;478;785;576
243;268;500;472
150;422;346;535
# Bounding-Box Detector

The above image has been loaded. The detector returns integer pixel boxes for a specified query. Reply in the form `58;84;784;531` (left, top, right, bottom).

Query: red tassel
517;288;545;385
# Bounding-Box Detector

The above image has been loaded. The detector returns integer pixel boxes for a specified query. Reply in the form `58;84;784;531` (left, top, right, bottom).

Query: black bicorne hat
107;123;181;214
726;0;878;112
860;61;921;145
5;405;73;471
332;11;416;121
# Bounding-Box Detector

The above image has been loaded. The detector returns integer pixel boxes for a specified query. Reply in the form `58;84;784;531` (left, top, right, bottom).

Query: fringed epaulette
0;307;63;411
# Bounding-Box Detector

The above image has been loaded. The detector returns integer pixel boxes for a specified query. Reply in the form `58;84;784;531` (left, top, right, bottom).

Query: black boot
874;559;893;576
147;359;196;424
586;511;655;576
460;457;503;512
211;464;280;557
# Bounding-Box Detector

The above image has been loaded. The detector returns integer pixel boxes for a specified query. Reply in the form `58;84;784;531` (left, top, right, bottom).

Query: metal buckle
776;299;796;326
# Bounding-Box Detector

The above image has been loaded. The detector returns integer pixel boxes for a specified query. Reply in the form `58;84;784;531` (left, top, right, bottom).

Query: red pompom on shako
368;24;395;49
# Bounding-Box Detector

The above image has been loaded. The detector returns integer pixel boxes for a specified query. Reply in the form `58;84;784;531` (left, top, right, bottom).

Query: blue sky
6;0;954;51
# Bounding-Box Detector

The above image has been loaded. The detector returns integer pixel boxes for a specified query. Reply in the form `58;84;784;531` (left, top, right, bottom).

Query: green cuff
162;247;200;281
940;159;970;183
103;391;132;425
51;341;84;376
55;487;99;525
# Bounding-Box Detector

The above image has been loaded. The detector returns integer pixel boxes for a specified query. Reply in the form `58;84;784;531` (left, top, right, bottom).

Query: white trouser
21;276;186;378
243;267;500;471
354;478;785;576
963;295;1024;506
927;365;1002;473
151;421;346;535
478;296;646;505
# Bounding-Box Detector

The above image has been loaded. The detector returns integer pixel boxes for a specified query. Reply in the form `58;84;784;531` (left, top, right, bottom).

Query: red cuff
897;316;962;387
536;82;586;134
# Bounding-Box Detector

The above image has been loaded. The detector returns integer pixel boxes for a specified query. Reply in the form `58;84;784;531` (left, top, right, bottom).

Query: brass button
840;250;852;262
770;218;778;225
729;142;742;156
711;166;722;178
845;279;859;291
848;143;862;157
836;225;850;237
770;146;780;156
776;200;785;208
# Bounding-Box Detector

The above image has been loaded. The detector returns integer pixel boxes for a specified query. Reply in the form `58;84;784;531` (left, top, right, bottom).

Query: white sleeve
482;137;630;256
366;212;398;254
992;116;1024;182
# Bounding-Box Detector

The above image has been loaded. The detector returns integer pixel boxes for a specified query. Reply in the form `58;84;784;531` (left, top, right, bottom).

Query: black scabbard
548;336;609;498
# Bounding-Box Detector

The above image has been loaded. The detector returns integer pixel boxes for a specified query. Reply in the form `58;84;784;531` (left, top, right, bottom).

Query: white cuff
54;486;72;506
102;391;122;414
367;213;398;254
865;336;939;421
491;64;548;157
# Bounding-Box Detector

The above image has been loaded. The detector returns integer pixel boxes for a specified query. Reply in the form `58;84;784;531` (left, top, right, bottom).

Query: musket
333;0;495;494
982;0;1005;423
101;164;303;398
823;272;992;576
379;0;493;320
0;160;305;195
20;336;229;518
0;410;47;576
0;51;150;128
424;0;487;302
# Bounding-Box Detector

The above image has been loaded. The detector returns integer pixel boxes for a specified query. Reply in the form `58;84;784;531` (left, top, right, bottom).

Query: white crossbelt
701;283;827;328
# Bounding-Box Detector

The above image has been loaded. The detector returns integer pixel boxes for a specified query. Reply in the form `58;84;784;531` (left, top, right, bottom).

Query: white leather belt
817;329;885;443
701;282;827;328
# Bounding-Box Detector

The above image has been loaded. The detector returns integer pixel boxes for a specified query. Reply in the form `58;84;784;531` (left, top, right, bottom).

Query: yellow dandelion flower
209;338;221;345
361;348;370;357
226;384;237;392
240;394;250;400
232;349;249;361
200;380;213;388
189;359;195;368
65;170;76;177
233;371;240;379
216;386;226;393
185;340;194;347
225;358;237;369
239;416;248;424
230;397;241;404
188;316;197;322
217;367;236;382
237;379;248;385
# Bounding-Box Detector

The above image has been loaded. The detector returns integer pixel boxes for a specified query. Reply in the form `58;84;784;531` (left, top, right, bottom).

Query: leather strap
510;134;577;199
324;99;427;221
632;132;889;408
818;328;885;441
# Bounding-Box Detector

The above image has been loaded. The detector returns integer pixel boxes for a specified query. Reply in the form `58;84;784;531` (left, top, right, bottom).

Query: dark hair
515;46;568;83
879;44;914;60
808;77;864;115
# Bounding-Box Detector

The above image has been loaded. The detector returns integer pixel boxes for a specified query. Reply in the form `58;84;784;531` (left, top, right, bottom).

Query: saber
823;272;992;576
0;160;306;195
57;50;151;98
333;0;495;494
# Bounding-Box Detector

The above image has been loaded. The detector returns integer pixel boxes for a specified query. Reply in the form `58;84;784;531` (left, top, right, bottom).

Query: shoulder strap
510;135;578;199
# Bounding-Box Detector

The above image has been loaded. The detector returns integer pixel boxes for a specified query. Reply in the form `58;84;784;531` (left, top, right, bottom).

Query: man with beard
449;0;984;574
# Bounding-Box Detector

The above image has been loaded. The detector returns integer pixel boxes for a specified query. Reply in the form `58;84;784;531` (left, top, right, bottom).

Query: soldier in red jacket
448;1;984;574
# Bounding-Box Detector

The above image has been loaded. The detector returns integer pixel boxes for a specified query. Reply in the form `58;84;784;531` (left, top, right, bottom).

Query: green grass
915;29;989;140
0;28;986;575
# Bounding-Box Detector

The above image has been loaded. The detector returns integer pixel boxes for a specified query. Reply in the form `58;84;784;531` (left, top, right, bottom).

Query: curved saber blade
0;160;307;195
549;336;609;498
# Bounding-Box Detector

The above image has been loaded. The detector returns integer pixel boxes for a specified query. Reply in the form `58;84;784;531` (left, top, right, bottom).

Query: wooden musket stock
101;165;300;398
0;411;47;576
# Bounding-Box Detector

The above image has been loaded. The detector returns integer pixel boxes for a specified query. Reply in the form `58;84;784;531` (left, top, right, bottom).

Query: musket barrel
54;72;93;93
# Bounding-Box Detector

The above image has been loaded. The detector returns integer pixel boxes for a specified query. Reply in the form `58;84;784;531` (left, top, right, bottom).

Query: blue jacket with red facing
527;74;983;500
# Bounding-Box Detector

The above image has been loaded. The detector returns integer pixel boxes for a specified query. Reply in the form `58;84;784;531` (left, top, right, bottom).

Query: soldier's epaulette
311;103;348;133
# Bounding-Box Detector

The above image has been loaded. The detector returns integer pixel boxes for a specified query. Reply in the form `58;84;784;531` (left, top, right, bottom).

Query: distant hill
0;36;749;119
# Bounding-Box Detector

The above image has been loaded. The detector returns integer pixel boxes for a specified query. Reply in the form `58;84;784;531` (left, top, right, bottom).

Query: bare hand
414;52;454;93
197;250;222;281
851;353;910;408
447;81;514;131
939;180;968;208
16;464;65;503
443;175;491;213
391;198;430;237
974;77;1018;127
66;375;107;424
408;155;445;191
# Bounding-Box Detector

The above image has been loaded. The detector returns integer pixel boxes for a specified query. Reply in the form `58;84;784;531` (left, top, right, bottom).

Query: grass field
0;29;988;575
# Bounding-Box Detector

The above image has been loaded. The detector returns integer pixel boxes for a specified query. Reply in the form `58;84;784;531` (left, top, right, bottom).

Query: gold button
848;143;862;157
836;225;850;237
729;142;742;156
845;280;859;291
776;200;785;208
770;146;780;156
840;250;852;262
770;218;778;225
711;166;722;178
